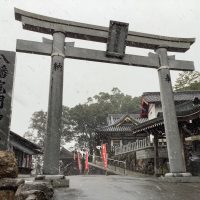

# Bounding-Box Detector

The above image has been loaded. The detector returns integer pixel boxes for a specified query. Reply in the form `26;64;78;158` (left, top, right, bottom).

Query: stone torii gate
15;8;195;176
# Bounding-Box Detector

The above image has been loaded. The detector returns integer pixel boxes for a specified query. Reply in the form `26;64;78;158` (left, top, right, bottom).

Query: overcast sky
0;0;200;137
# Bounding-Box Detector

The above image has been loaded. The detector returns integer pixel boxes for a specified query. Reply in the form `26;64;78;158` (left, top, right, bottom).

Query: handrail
115;137;167;156
91;155;126;175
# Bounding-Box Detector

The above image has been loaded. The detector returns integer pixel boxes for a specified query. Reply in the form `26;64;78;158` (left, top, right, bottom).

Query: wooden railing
115;138;167;156
91;155;127;175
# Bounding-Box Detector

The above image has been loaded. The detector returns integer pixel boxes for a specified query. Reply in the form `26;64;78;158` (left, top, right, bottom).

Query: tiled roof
60;147;73;159
97;113;148;133
10;131;42;154
97;125;133;133
142;91;200;104
134;117;149;124
97;91;200;134
98;100;200;134
107;113;141;125
132;102;200;134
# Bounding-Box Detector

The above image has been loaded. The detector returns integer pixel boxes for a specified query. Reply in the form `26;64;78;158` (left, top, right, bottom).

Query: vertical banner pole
85;150;89;174
101;144;108;174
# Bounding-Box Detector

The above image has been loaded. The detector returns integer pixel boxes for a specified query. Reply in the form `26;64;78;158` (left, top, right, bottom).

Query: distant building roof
142;91;200;104
97;91;200;135
97;125;133;133
133;100;200;134
107;113;147;125
60;147;73;160
97;114;148;134
10;131;42;155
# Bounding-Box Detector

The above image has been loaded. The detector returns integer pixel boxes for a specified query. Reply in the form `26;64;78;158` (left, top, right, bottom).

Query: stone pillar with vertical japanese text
0;51;19;200
0;50;15;150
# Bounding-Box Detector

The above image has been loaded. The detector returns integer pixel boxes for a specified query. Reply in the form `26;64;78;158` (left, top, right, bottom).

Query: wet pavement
54;175;200;200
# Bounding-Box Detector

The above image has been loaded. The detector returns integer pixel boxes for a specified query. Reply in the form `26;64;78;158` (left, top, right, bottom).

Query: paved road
54;175;200;200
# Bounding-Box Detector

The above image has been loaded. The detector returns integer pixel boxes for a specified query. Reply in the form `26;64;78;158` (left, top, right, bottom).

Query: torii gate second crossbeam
15;8;195;177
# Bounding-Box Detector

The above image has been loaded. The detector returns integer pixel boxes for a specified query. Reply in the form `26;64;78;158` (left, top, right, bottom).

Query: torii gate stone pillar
43;31;65;174
156;48;190;176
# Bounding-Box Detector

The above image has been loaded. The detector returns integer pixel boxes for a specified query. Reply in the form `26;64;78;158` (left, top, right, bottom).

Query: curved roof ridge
142;90;200;95
142;90;200;103
99;114;139;130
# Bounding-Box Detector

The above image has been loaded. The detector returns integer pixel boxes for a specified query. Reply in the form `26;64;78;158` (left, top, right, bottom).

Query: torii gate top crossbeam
15;8;195;53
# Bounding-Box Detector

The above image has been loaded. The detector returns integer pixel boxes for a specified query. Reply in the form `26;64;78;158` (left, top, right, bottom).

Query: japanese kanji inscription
0;51;15;150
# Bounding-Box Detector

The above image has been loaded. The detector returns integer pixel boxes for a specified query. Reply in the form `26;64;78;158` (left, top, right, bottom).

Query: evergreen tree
27;88;140;153
174;71;200;91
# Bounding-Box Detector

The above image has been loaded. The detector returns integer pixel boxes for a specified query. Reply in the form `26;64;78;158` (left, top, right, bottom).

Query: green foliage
27;88;140;151
174;71;200;91
68;88;140;151
61;106;76;143
29;110;47;147
23;131;37;144
26;107;74;148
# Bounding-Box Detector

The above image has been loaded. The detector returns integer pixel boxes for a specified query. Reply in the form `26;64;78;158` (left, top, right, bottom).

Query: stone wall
136;147;168;159
0;151;18;178
0;151;21;200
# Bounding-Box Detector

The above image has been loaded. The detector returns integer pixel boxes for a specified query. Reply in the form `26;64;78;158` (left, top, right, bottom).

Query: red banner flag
101;144;107;169
85;151;89;171
77;152;82;173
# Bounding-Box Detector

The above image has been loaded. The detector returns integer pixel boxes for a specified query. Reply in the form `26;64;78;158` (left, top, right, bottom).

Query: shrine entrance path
54;175;200;200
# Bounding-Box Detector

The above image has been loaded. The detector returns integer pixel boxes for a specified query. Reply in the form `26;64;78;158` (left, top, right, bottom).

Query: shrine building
95;90;200;175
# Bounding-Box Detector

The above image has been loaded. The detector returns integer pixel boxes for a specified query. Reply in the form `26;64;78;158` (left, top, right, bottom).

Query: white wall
148;103;162;120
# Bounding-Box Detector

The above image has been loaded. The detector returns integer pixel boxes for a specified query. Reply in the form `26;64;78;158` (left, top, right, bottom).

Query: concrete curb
159;176;200;183
35;175;70;188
